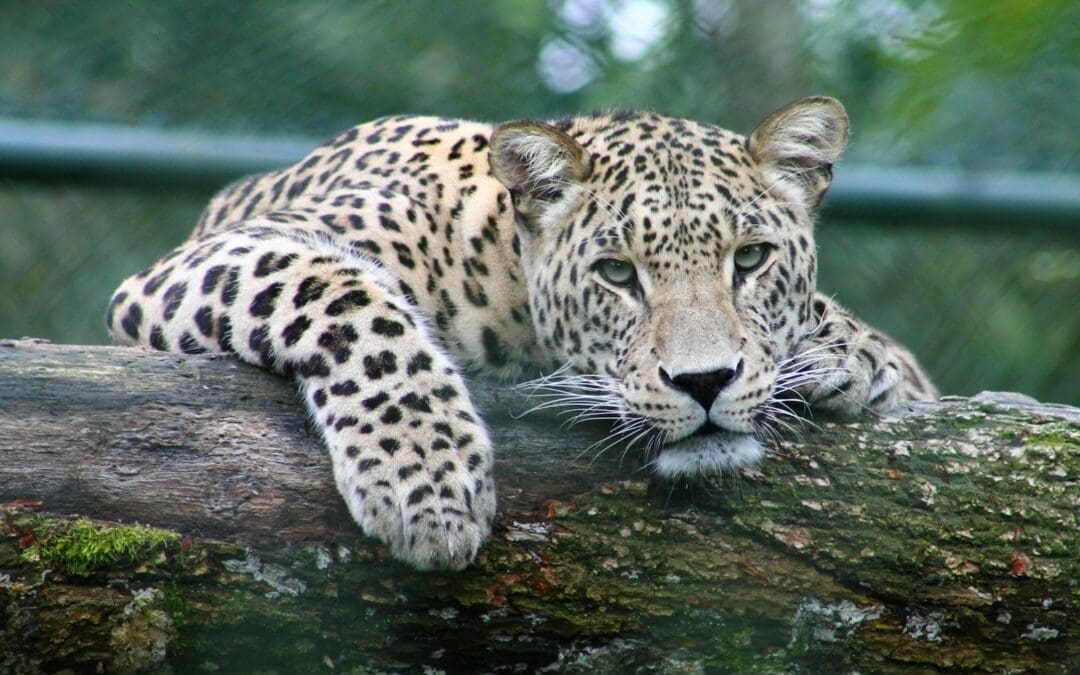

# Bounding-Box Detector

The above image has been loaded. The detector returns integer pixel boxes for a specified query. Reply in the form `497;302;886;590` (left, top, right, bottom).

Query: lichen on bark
1;343;1077;672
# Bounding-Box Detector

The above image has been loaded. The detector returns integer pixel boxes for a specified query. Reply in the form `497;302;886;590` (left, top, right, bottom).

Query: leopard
106;96;937;571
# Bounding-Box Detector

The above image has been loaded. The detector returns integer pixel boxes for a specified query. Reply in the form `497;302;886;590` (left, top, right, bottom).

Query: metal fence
1;1;1076;404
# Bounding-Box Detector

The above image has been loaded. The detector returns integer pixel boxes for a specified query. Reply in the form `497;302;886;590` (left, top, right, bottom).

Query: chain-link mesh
1;0;1076;404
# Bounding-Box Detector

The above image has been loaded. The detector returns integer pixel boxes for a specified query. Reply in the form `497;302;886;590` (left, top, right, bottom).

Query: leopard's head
490;97;848;477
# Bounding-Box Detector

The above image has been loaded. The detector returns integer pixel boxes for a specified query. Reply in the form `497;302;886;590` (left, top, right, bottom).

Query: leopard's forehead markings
570;112;793;276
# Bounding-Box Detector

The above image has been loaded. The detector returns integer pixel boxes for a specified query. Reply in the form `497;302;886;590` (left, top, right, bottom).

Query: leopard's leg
106;222;496;570
788;293;938;417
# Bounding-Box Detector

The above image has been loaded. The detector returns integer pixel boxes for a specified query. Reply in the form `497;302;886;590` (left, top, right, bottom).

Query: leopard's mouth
688;420;725;438
651;422;763;478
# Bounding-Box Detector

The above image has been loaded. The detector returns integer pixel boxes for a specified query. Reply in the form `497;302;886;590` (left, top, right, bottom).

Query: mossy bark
1;340;1077;673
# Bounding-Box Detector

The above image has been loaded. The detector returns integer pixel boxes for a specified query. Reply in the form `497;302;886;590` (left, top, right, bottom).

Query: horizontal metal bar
0;117;314;187
827;165;1079;232
1;117;1077;231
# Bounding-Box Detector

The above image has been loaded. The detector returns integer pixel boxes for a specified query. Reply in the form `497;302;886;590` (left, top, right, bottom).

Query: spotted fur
107;97;937;569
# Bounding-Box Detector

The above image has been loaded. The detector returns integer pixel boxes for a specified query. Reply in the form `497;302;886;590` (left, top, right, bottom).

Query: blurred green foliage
0;0;1076;403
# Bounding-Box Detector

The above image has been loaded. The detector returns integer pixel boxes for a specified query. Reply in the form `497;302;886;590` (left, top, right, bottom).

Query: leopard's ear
749;96;848;209
490;121;591;230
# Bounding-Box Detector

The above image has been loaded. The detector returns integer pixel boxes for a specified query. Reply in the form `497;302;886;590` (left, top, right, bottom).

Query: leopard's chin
651;430;763;479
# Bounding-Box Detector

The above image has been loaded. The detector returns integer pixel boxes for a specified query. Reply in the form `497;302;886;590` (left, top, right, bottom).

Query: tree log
1;339;1077;673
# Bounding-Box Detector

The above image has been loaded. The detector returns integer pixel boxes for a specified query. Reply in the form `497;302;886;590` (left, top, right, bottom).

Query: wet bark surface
1;339;1077;673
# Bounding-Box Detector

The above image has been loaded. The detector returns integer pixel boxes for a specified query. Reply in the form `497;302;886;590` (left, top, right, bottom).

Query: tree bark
1;339;1077;673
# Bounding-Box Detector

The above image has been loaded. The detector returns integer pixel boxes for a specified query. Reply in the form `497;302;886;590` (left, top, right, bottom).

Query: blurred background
0;0;1076;404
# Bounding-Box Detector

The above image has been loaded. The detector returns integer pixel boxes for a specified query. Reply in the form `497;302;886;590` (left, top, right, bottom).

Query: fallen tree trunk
1;339;1077;673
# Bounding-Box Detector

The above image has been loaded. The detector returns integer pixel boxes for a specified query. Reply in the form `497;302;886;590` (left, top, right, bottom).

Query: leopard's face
492;100;848;476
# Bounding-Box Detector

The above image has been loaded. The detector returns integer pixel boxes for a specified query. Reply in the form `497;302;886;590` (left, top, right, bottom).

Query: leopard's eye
734;244;769;273
594;258;637;288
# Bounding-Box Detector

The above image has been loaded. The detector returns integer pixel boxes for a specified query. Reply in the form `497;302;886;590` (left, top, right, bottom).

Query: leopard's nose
659;360;743;410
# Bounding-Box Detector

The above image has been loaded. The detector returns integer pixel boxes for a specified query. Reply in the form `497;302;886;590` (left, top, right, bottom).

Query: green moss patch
20;517;180;575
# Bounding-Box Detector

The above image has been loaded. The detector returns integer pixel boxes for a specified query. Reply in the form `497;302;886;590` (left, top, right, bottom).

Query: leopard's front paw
794;332;905;417
330;422;497;571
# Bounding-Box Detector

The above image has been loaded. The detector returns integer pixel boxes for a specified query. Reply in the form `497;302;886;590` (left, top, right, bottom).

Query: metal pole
1;117;1077;232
